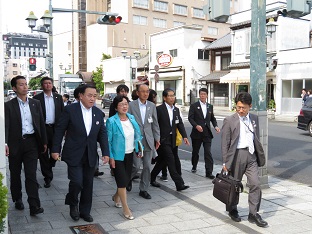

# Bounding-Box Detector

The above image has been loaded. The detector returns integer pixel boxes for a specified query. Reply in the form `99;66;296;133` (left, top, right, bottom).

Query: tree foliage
101;53;111;61
0;173;8;233
92;65;104;96
28;77;42;90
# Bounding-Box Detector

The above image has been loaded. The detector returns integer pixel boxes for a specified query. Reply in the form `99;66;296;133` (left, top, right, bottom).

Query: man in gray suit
221;92;267;227
128;84;160;199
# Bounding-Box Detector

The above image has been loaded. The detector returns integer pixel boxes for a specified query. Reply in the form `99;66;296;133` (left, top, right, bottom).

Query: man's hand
183;138;190;146
5;145;9;157
196;125;203;132
51;153;60;161
102;156;109;164
155;141;160;150
215;126;221;133
109;158;115;169
136;152;143;158
222;164;228;173
42;144;47;154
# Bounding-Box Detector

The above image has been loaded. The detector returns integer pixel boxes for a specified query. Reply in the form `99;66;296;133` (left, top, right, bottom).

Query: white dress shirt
237;113;254;149
199;100;207;119
80;102;92;136
44;92;55;124
165;102;174;126
17;97;34;135
138;99;147;124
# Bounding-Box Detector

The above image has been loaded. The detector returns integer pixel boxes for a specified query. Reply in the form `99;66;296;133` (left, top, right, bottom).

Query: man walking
188;88;220;178
5;75;47;216
221;92;268;227
151;88;190;191
128;84;160;199
51;85;110;222
34;77;64;188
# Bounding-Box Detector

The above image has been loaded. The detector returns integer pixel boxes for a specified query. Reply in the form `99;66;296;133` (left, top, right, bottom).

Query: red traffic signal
29;58;36;64
97;15;122;25
29;57;37;71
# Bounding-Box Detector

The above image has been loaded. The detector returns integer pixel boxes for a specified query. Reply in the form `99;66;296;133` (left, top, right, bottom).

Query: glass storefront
156;79;182;104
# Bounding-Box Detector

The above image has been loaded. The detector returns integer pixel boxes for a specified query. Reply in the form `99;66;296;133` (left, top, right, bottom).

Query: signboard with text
157;54;173;67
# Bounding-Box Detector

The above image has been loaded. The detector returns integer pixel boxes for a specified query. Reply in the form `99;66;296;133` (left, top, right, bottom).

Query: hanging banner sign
157;54;173;67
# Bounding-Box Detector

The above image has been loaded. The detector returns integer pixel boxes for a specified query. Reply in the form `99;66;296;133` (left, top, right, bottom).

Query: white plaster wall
111;0;128;23
87;24;109;72
102;56;129;88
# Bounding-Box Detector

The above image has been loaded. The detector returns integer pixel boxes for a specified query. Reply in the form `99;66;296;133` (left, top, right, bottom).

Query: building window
198;49;209;60
133;0;148;9
208;26;218;36
169;49;177;57
14;42;19;46
174;4;187;16
193;7;204;18
156;51;163;61
13;63;18;67
13;71;18;75
173;21;185;27
133;15;148;25
221;55;231;70
36;44;40;47
29;43;33;46
154;1;168;12
153;18;166;28
21;43;26;46
43;44;47;48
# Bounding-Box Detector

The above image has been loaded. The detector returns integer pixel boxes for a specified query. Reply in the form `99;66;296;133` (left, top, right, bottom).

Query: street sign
157;54;173;67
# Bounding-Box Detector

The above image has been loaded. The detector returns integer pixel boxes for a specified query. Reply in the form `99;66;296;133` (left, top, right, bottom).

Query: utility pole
250;0;269;188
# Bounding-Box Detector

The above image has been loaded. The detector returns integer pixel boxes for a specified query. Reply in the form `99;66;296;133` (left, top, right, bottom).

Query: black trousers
160;147;180;177
151;138;185;189
39;125;56;183
191;138;213;175
65;148;95;216
9;135;41;208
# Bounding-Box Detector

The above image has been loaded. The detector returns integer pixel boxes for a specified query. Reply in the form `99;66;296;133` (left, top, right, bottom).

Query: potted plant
0;172;8;233
267;99;276;119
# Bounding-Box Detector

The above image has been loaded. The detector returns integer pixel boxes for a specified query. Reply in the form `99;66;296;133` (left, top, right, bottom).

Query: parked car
101;93;117;109
8;92;17;100
28;90;43;98
297;97;312;136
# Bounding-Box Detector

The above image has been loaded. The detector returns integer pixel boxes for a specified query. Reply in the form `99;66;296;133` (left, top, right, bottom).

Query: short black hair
116;84;129;94
235;92;252;105
63;94;69;99
199;88;208;95
11;75;26;88
131;90;139;100
162;88;175;97
79;84;96;94
148;89;157;102
40;77;53;86
112;94;130;110
74;84;85;99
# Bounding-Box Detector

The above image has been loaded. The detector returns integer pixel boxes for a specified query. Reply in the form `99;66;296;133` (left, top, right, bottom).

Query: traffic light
29;57;36;71
97;15;122;25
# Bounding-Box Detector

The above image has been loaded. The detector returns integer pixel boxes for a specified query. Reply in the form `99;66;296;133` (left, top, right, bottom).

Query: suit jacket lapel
13;98;22;129
196;101;205;119
39;93;46;120
233;113;240;141
76;104;87;136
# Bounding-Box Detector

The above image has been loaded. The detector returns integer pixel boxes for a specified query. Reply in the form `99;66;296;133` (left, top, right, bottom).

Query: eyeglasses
118;102;128;107
85;94;97;99
167;95;176;98
236;106;249;111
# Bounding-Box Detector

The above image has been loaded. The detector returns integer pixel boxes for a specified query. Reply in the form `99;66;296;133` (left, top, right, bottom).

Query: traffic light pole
49;0;53;79
250;0;269;188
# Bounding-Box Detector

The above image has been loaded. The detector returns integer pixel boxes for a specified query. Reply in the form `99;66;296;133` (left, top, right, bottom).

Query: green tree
102;53;111;61
92;65;104;96
28;77;41;90
0;173;8;233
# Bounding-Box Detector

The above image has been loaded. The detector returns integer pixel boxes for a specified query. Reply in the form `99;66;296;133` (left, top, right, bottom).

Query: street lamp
121;50;140;93
266;18;278;37
59;62;72;73
26;5;54;79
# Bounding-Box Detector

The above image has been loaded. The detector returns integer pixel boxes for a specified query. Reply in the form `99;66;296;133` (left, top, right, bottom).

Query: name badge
175;119;179;124
148;117;153;123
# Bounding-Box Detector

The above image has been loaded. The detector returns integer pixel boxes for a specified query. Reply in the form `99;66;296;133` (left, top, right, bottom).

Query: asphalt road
99;104;312;187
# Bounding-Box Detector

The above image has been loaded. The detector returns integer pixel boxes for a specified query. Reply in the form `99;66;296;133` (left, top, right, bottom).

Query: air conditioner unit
141;44;146;49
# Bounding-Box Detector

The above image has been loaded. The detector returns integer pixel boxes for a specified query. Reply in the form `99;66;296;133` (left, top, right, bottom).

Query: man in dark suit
221;92;267;227
188;88;220;178
34;77;64;188
150;88;190;191
51;85;109;222
5;76;47;216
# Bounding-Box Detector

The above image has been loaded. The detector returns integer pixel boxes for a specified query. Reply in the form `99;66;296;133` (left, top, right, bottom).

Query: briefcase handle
219;169;244;193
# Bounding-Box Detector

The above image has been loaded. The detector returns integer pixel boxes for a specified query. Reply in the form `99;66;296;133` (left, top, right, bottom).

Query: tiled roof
228;62;250;69
199;70;230;82
205;33;231;50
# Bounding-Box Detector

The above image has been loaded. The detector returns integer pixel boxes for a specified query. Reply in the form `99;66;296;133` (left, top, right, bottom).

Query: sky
1;0;72;34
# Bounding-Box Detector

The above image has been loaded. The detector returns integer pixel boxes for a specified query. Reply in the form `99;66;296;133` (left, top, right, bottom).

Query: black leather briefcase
212;173;243;206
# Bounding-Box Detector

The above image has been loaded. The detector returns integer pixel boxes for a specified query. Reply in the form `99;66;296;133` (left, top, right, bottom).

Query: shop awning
220;69;250;83
199;71;230;82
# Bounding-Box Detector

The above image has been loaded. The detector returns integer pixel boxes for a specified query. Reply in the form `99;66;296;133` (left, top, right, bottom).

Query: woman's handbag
212;172;243;206
176;129;182;146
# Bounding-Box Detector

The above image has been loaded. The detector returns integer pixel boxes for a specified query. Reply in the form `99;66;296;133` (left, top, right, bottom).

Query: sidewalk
6;158;312;234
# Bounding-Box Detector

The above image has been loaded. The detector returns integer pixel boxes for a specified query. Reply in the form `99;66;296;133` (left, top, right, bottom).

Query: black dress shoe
94;169;104;177
150;181;161;187
44;180;51;188
139;191;151;199
191;167;197;173
132;174;140;180
177;185;190;191
229;210;241;222
15;200;24;210
69;205;79;221
80;214;93;222
206;174;215;179
126;180;132;192
30;206;44;216
248;213;268;227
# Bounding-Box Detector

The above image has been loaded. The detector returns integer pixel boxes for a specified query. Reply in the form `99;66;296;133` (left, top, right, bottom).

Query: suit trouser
226;148;261;215
39;125;56;183
151;140;185;189
65;149;95;216
9;135;41;208
191;138;213;174
160;146;180;177
131;150;152;191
